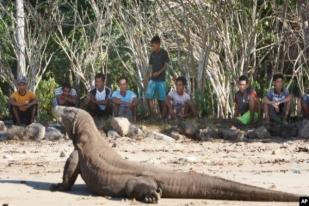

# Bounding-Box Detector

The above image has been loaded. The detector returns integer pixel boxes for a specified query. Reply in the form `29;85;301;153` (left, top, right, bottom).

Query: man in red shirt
234;75;259;124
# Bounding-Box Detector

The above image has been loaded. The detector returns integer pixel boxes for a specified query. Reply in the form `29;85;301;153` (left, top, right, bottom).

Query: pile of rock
109;117;144;140
0;121;65;141
298;119;309;138
0;121;8;141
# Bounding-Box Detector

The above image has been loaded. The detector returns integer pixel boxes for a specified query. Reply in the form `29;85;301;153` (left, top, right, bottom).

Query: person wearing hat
9;76;38;125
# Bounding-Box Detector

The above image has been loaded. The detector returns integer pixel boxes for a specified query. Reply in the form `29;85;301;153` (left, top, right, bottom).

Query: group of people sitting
7;35;309;126
8;72;196;125
235;73;309;124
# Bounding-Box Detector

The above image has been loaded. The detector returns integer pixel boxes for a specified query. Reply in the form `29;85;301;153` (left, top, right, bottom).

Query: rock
48;123;65;133
0;131;9;141
107;130;121;139
45;127;64;141
268;123;298;138
298;120;309;138
218;127;241;140
179;122;199;139
185;156;198;163
60;151;67;158
140;125;147;132
295;147;309;153
7;125;25;140
170;131;186;140
24;123;45;140
2;154;12;160
0;121;7;132
146;132;175;142
94;116;112;132
111;117;131;136
199;127;219;140
247;126;271;139
127;125;144;139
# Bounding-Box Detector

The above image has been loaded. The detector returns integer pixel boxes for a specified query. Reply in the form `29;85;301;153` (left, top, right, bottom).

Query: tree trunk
298;0;309;56
15;0;26;78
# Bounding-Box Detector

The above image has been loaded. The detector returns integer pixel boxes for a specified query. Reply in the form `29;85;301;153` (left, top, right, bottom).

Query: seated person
9;76;38;125
84;73;112;116
234;75;259;124
111;77;138;121
53;83;78;107
300;93;309;119
164;76;196;119
263;73;292;123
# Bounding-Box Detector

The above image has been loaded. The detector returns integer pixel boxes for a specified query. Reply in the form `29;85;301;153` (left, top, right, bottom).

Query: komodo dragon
50;106;300;203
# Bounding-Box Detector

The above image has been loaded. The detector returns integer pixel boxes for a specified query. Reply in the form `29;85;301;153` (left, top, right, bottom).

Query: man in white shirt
164;76;197;119
84;73;112;116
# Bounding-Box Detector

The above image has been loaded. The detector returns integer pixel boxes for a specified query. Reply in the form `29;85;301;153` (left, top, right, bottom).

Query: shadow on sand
0;179;91;196
0;179;124;201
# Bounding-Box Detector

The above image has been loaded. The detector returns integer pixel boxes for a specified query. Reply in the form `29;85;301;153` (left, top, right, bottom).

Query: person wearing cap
9;76;38;125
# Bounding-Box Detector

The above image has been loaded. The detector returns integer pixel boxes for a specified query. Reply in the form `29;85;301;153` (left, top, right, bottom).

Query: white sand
0;137;308;206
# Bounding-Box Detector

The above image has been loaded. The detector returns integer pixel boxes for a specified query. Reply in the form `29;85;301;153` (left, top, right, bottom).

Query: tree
0;0;54;91
52;0;115;91
15;0;26;78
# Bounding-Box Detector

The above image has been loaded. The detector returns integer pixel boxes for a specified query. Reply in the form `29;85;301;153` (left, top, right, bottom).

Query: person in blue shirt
112;77;138;121
263;73;292;123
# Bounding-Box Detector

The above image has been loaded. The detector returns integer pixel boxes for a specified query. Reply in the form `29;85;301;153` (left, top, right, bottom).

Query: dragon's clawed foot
49;183;71;192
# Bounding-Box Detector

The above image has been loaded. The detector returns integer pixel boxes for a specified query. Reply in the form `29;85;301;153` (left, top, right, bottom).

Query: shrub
0;88;9;119
36;74;58;125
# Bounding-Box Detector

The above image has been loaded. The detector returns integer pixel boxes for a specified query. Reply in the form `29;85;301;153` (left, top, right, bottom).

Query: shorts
303;95;309;106
145;80;166;101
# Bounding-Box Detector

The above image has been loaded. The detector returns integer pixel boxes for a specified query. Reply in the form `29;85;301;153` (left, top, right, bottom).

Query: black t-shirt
149;49;170;81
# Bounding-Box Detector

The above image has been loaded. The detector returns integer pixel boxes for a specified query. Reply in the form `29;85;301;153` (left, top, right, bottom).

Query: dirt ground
0;134;308;206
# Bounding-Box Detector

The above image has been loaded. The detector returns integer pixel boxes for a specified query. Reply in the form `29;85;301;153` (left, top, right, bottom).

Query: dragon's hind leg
125;176;162;203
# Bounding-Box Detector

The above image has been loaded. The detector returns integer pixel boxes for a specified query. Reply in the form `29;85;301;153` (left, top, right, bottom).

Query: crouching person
164;76;196;119
53;82;78;107
111;77;138;121
263;73;292;123
234;75;259;125
9;76;38;125
300;92;309;119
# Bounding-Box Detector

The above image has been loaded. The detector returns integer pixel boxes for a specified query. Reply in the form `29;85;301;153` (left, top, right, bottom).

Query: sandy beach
0;134;308;206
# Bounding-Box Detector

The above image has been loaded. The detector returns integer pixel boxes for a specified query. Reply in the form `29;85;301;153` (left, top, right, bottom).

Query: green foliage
0;88;9;119
36;73;58;125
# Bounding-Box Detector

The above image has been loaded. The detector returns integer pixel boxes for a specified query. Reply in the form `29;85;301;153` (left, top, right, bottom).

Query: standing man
263;73;292;123
84;73;112;116
111;77;138;121
234;75;259;124
53;82;78;107
9;76;38;125
145;35;170;117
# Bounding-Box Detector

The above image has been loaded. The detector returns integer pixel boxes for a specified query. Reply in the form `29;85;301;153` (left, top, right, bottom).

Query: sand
0;136;308;206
